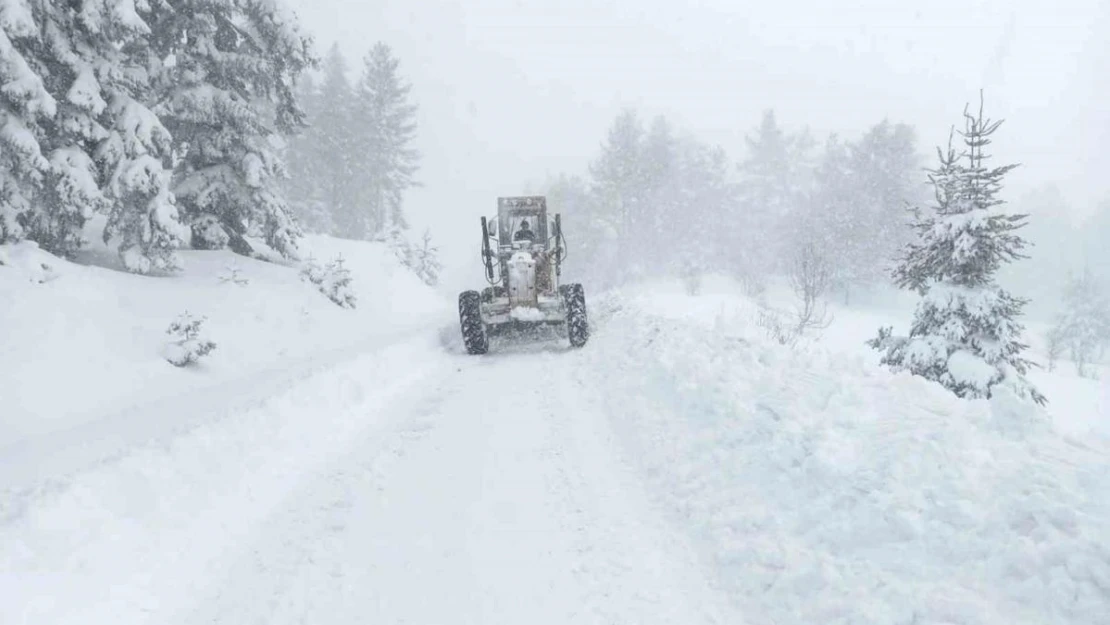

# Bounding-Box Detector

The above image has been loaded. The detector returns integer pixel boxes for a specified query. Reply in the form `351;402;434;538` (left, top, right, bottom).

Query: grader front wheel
560;283;589;348
458;290;489;355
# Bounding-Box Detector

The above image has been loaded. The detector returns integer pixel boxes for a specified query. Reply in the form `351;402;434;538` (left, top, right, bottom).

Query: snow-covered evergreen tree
805;135;857;297
589;108;644;268
545;173;602;283
0;0;54;244
808;121;921;301
736;109;817;276
283;73;330;233
6;0;186;269
410;228;441;286
286;43;361;236
844;120;920;287
146;0;313;260
636;115;677;271
345;42;419;240
870;94;1044;405
670;137;734;278
1050;268;1110;377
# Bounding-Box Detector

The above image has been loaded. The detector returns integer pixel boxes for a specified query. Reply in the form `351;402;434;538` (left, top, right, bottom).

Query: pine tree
301;44;360;236
1050;268;1110;377
737;110;816;276
284;73;331;233
671;137;735;278
346;42;419;240
870;93;1044;405
546;173;599;282
0;0;55;244
639;116;677;252
410;228;442;286
845;120;921;286
811;121;922;301
807;134;858;297
589;108;644;266
147;0;314;261
7;0;186;270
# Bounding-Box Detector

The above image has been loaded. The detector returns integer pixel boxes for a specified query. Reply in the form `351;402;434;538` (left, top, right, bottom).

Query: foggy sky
286;0;1107;289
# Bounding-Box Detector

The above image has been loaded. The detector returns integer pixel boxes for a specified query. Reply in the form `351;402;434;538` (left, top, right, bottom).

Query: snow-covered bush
219;265;249;287
163;312;216;367
300;256;356;309
756;307;799;348
788;241;833;333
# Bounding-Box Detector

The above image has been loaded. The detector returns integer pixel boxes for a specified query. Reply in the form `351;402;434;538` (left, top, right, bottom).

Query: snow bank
584;280;1110;625
0;231;447;450
0;332;447;625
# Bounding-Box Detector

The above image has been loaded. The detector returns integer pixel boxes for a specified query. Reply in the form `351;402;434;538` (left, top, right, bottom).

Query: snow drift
582;277;1110;625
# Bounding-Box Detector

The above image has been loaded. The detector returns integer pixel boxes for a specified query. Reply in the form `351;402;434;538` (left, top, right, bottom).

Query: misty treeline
546;108;922;303
282;43;439;285
552;97;1110;395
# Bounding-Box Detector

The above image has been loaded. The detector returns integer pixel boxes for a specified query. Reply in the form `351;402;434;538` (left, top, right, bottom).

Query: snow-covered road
2;327;736;625
4;280;1109;625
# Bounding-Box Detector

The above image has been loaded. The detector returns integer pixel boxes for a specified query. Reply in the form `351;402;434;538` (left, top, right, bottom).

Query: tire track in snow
181;370;455;625
176;342;739;625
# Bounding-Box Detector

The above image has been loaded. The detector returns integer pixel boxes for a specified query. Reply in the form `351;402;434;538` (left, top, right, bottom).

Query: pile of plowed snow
0;231;446;452
582;277;1110;625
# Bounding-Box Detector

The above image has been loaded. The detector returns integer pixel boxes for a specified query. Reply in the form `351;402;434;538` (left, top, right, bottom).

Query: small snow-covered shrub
300;255;356;309
756;307;799;348
219;265;249;286
410;229;442;286
0;242;59;283
163;312;216;367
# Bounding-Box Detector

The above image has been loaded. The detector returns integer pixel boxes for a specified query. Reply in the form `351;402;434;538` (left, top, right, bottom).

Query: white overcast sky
285;0;1107;286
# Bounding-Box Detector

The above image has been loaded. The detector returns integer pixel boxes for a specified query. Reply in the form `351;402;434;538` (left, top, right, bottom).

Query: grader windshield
497;196;549;250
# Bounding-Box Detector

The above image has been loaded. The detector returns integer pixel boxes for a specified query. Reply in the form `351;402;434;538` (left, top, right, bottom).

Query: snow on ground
584;276;1110;625
0;228;445;460
0;249;739;624
2;258;1108;624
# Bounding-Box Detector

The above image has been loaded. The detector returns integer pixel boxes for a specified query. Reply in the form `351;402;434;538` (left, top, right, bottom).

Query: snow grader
457;196;588;354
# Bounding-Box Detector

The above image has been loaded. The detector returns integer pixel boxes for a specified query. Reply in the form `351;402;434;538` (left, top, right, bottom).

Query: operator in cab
514;219;535;242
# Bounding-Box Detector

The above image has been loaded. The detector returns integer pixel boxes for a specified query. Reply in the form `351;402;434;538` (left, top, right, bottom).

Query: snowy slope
0;230;446;483
583;277;1110;625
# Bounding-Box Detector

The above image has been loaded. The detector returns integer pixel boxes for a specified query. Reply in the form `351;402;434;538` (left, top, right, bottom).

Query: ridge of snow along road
581;279;1110;625
0;332;451;625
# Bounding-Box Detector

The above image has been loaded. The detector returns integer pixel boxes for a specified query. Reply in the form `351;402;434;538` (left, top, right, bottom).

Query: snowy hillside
0;227;445;482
